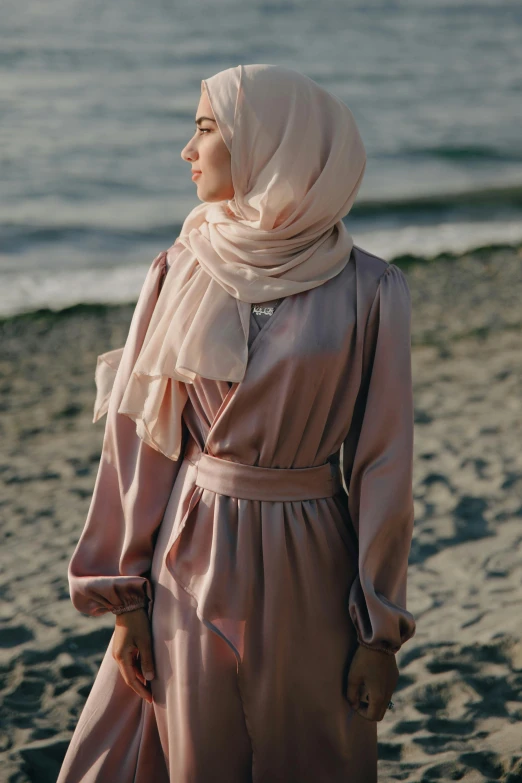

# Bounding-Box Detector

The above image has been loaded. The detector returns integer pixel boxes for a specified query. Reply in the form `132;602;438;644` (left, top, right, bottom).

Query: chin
196;182;234;203
198;191;224;203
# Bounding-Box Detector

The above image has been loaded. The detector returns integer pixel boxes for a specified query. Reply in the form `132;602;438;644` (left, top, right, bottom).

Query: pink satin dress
57;244;417;783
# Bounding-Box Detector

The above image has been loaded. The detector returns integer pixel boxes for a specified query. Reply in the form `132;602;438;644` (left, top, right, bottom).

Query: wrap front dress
57;243;417;783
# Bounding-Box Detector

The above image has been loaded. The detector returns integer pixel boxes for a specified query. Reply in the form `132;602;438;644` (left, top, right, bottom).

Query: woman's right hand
112;608;155;703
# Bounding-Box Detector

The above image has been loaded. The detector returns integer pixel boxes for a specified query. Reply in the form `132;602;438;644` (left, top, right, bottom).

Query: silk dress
57;243;417;783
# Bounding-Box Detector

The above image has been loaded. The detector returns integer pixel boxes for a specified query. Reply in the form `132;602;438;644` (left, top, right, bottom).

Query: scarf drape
116;63;367;460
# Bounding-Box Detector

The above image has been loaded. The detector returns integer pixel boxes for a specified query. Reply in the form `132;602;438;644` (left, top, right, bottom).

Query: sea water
1;0;521;315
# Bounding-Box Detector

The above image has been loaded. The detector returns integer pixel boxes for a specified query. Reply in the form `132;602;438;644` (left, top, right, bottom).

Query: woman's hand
112;608;155;703
346;645;399;722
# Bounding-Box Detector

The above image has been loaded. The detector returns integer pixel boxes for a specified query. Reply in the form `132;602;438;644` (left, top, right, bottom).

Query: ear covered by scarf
94;63;367;460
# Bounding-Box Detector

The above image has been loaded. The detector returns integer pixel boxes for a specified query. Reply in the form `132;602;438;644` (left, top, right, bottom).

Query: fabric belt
184;440;343;502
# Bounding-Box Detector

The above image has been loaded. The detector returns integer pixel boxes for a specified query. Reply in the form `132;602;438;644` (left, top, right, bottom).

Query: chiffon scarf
116;63;367;460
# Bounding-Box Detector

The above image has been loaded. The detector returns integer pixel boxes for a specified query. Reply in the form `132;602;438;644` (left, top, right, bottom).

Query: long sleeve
342;263;417;655
68;251;187;617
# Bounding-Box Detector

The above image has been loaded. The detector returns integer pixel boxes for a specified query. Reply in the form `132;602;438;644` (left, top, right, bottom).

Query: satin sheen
58;244;417;783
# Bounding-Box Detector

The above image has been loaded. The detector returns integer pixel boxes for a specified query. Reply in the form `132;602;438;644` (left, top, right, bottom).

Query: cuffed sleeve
342;263;416;655
93;347;124;423
68;251;187;617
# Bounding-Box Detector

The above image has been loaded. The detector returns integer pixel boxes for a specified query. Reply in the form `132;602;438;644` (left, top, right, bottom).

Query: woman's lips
192;171;202;180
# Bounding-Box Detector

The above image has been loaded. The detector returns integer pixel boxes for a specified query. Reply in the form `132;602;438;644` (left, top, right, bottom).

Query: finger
119;651;152;703
126;665;152;703
363;705;379;722
134;667;147;688
346;675;362;710
355;692;372;721
363;696;387;723
137;636;155;682
370;705;387;722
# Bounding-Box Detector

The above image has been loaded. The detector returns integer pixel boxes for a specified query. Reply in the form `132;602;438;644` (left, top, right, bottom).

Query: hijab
117;63;367;460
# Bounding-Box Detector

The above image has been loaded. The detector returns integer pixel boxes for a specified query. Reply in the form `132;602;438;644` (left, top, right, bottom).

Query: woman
57;63;416;783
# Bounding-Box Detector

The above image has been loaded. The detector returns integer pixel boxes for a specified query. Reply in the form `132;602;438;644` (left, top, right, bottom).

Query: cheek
208;140;231;172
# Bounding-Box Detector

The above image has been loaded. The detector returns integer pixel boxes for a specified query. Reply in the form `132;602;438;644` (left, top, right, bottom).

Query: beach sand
1;244;521;782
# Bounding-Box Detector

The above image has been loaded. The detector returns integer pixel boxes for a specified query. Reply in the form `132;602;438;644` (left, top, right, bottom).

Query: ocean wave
0;222;183;257
2;180;522;258
2;238;521;321
353;183;522;220
397;145;522;163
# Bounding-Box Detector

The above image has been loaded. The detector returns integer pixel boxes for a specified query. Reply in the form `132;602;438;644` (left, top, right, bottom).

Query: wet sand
1;244;522;782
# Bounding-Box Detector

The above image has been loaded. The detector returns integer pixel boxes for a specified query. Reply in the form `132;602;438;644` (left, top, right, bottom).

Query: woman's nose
181;144;197;162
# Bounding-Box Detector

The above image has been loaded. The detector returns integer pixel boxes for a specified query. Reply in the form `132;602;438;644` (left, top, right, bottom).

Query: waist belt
184;440;343;502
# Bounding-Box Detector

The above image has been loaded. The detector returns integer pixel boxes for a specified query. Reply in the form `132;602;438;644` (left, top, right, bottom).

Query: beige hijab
117;64;367;460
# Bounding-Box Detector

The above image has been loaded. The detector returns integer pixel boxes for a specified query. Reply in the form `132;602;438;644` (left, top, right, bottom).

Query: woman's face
181;88;234;203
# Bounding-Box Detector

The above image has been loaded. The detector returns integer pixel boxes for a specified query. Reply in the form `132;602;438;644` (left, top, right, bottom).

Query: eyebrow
195;116;217;125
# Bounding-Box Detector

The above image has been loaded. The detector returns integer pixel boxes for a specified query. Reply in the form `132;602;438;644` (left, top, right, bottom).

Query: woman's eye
198;127;211;134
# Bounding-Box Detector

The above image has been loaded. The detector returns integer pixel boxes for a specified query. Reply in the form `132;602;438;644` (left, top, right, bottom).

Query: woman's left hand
113;608;155;703
346;645;399;722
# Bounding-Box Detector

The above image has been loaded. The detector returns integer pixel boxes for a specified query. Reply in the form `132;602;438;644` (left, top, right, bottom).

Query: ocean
2;0;521;316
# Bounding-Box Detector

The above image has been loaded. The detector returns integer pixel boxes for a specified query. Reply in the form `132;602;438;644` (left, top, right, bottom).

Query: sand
1;244;522;782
